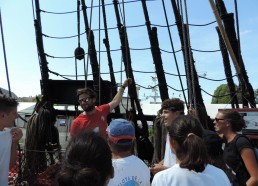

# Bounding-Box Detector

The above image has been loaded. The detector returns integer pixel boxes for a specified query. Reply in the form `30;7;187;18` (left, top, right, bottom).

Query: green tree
211;84;241;104
255;89;258;103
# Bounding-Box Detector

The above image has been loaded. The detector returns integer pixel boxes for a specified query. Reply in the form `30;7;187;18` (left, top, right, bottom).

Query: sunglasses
214;117;224;122
78;97;91;103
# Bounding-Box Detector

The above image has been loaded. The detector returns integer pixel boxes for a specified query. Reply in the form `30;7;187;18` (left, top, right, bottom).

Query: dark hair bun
58;167;101;186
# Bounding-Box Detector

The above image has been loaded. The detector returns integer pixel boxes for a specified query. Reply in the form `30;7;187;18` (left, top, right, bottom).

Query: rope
48;67;236;83
44;46;220;60
98;0;101;104
179;0;191;108
40;0;155;15
120;0;130;111
77;0;81;49
31;0;36;20
0;10;12;97
25;101;58;173
234;0;242;66
32;0;242;106
41;21;216;39
183;0;196;110
208;0;242;82
160;0;187;105
75;0;80;80
201;88;238;98
119;0;129;79
82;0;94;88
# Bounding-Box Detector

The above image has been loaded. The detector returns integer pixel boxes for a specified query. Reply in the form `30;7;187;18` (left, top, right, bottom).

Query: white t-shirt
152;164;231;186
108;155;150;186
163;134;176;167
0;129;12;186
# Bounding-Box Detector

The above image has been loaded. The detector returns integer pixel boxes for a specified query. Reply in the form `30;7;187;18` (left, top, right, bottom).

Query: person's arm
241;148;258;186
149;159;168;174
109;78;132;111
10;128;23;168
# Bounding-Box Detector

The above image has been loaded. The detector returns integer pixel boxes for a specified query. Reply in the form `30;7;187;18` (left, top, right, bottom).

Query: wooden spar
34;0;50;100
113;0;149;134
215;27;239;108
171;0;192;108
171;0;210;129
209;0;256;108
208;0;242;82
141;0;169;102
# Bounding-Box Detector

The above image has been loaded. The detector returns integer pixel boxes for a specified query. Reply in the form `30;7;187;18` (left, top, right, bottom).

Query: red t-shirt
70;104;110;138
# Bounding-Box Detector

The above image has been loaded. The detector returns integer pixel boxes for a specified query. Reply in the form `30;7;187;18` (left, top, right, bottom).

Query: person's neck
224;131;237;143
112;151;132;159
83;107;96;116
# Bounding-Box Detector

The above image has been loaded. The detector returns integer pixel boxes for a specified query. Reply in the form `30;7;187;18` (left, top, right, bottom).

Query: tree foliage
212;84;258;104
211;84;240;104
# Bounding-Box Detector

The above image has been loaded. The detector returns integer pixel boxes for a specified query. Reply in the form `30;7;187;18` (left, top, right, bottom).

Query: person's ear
226;122;231;127
224;120;230;127
175;110;181;116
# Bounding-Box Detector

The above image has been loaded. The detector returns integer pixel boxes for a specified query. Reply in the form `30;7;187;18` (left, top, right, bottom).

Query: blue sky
0;0;258;104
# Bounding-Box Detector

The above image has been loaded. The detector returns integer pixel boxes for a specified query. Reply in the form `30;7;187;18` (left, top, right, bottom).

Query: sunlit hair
218;109;246;132
169;115;208;172
0;94;19;113
57;131;113;186
76;88;97;99
161;98;184;114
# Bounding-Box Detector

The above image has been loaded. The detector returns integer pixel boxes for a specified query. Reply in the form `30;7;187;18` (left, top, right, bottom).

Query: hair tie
187;133;195;137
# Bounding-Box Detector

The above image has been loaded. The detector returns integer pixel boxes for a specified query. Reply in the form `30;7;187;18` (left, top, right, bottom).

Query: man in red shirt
70;78;131;138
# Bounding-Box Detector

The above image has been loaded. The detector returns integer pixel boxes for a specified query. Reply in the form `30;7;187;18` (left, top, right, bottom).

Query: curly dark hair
218;109;246;132
161;98;184;114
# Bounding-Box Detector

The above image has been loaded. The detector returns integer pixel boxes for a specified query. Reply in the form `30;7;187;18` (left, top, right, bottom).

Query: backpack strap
235;134;258;163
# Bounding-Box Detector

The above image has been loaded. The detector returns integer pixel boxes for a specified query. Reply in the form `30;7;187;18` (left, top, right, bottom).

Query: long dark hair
57;131;113;186
169;115;209;172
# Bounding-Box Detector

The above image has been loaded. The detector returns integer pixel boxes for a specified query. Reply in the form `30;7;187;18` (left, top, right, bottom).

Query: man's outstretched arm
109;78;132;111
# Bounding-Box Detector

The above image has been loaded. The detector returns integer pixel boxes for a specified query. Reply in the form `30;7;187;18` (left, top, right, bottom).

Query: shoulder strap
234;134;243;155
234;134;246;146
235;134;258;163
254;148;258;162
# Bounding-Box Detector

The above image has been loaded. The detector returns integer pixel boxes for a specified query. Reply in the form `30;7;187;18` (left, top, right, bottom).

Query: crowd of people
1;78;258;185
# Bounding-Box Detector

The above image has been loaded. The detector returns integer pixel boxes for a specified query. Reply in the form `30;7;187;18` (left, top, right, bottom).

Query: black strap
235;134;258;162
